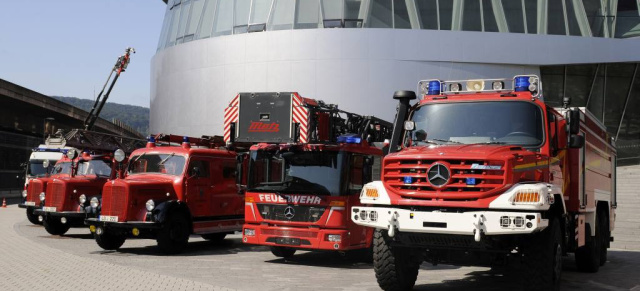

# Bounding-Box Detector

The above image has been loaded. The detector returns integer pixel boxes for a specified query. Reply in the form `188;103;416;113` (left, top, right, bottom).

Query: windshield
409;101;544;147
28;160;57;177
52;162;73;175
127;154;186;176
248;151;346;196
77;160;112;177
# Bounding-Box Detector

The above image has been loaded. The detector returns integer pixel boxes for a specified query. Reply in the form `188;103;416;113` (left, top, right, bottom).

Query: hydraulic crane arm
84;47;135;130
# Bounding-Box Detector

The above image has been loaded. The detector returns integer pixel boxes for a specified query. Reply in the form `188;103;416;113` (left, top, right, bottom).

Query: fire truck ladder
50;129;145;154
83;47;135;131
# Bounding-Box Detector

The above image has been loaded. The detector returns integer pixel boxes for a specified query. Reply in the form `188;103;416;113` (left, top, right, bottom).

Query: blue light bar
148;136;156;143
466;178;476;185
34;148;68;153
514;76;530;92
427;80;441;95
404;176;413;184
183;136;189;143
337;134;362;144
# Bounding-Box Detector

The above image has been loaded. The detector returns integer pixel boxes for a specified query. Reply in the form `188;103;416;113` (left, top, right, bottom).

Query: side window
222;160;237;180
188;159;210;178
348;155;365;194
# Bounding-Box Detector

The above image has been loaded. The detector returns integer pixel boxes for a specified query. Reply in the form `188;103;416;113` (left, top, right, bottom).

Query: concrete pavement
2;204;640;290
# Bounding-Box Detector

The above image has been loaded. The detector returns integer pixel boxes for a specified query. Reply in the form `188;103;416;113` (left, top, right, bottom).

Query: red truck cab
34;150;116;235
19;157;73;224
242;141;382;257
85;136;244;254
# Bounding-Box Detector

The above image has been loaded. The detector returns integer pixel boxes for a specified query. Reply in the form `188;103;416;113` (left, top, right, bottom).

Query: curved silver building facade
152;0;640;164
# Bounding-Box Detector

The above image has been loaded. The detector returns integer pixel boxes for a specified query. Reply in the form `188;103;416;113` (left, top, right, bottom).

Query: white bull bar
352;206;548;242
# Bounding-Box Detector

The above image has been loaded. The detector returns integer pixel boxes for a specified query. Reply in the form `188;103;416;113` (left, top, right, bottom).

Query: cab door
210;157;243;217
185;156;213;218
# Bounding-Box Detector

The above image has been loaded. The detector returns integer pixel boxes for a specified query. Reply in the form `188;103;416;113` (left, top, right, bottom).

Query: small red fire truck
33;130;144;235
85;134;246;254
226;92;392;258
351;76;616;291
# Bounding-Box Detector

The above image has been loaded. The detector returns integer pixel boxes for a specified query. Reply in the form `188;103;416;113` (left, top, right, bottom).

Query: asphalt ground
1;202;639;291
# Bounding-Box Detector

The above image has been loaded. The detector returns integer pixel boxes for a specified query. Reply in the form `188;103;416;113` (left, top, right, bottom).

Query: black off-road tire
373;230;423;291
575;220;601;272
43;218;71;235
599;212;608;266
522;218;563;291
201;233;227;243
95;231;126;250
157;214;190;254
26;208;41;225
270;246;296;258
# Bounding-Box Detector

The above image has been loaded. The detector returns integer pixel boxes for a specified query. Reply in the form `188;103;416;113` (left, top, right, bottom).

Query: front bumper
18;202;38;209
351;206;548;242
85;218;163;238
242;224;362;251
33;209;94;226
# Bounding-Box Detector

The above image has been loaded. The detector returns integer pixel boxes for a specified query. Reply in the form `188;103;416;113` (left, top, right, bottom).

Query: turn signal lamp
329;200;346;207
337;134;361;144
132;228;140;237
364;188;379;198
511;189;542;204
245;196;255;203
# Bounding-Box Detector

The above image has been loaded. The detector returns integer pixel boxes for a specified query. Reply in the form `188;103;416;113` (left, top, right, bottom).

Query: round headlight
66;149;77;159
79;194;87;204
114;149;126;163
145;199;155;212
90;197;100;208
22;190;27;198
39;192;45;201
42;159;49;168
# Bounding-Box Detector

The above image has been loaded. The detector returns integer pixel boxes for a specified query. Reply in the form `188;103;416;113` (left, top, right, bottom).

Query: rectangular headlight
244;228;255;237
327;234;341;242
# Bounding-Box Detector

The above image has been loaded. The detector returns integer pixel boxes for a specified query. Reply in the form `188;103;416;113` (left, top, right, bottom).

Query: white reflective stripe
326;206;345;223
245;202;256;220
594;189;611;202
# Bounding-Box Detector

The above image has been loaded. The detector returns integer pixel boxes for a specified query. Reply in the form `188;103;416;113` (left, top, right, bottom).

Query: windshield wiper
131;152;146;165
428;138;463;144
477;141;508;145
158;153;175;166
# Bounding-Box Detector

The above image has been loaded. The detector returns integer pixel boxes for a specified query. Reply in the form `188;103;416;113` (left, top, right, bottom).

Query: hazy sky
0;0;166;107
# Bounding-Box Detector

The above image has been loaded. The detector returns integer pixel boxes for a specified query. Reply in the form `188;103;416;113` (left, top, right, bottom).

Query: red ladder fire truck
352;76;616;291
32;129;145;235
85;134;247;254
225;92;392;258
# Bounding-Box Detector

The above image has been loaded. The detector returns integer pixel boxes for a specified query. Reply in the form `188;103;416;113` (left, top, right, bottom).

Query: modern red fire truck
33;130;145;235
85;134;246;254
352;76;616;291
226;92;392;258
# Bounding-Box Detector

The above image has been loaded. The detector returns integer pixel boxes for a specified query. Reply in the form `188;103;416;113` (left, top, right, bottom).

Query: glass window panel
439;0;454;30
167;3;183;47
615;0;640;38
547;0;566;35
213;0;233;36
564;64;598;107
176;0;193;43
540;66;565;107
269;0;295;30
565;0;582;36
482;0;498;32
345;0;364;19
588;65;605;122
295;0;322;29
234;0;251;33
322;0;343;19
583;0;605;37
616;68;640;166
462;0;482;31
251;0;273;24
604;64;636;132
524;0;537;33
416;0;438;29
186;0;206;38
502;0;524;33
197;0;217;39
394;0;412;28
158;4;173;50
369;0;393;28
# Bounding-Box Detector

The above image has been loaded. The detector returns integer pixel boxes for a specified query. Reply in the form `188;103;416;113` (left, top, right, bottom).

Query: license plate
24;202;36;207
275;237;301;246
99;215;119;222
43;207;56;212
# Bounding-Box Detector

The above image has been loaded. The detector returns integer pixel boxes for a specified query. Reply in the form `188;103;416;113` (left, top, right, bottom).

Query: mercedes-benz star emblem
427;163;450;187
284;206;295;219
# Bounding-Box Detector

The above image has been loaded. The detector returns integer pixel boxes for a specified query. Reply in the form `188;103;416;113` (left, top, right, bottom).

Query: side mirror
414;130;427;142
569;108;581;135
569;134;585;149
562;96;571;109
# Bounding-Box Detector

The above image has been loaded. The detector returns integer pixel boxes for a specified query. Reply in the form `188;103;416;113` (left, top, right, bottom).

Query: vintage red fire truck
85;134;246;254
32;129;145;235
352;76;616;291
226;92;392;258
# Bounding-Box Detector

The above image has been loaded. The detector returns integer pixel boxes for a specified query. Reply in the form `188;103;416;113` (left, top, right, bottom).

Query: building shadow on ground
95;237;270;257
